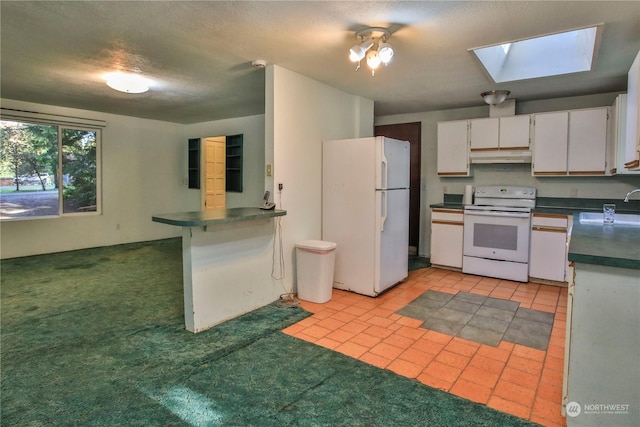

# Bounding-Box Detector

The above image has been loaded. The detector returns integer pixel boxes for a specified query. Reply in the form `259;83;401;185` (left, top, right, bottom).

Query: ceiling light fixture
481;90;511;105
349;38;374;62
377;42;394;65
104;71;150;94
349;27;394;76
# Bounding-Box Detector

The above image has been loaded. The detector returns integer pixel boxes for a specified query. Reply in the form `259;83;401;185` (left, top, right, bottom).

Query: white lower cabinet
430;209;464;269
529;213;571;283
565;263;640;426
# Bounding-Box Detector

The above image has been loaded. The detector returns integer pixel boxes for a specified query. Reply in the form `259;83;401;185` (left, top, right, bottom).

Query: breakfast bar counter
152;207;286;228
153;207;286;333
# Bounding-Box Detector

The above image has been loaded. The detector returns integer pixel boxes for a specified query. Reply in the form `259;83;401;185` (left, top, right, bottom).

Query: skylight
470;25;603;83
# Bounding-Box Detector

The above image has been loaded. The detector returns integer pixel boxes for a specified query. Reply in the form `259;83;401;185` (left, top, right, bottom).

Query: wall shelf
226;134;243;192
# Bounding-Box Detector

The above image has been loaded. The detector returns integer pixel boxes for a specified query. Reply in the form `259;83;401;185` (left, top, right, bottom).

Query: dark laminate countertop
152;207;286;227
568;217;640;270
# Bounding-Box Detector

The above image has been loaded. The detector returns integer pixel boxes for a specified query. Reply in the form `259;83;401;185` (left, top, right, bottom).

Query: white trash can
295;240;337;303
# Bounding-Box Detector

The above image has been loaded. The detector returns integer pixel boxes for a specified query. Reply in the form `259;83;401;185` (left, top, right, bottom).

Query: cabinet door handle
433;220;464;226
532;226;567;233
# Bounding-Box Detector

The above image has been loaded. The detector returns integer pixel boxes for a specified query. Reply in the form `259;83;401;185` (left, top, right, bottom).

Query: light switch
266;164;272;176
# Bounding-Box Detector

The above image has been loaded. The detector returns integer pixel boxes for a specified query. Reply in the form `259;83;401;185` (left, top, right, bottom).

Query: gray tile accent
483;298;520;312
475;306;516;323
444;299;481;314
396;289;556;350
421;290;455;303
459;325;503;347
432;307;474;324
515;307;555;324
396;305;435;321
503;318;553;351
409;298;448;311
454;292;488;305
422;318;466;336
467;314;511;334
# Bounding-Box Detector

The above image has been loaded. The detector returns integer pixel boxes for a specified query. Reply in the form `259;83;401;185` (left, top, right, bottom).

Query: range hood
469;149;532;164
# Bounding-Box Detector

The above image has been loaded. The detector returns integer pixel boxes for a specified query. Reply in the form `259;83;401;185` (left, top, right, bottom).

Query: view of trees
0;120;99;217
0;121;57;191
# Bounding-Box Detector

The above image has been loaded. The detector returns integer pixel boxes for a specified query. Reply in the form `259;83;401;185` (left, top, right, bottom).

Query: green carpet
409;255;431;271
1;238;537;426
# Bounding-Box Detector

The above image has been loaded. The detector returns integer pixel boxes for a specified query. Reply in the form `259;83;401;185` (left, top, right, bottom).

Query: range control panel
473;186;536;208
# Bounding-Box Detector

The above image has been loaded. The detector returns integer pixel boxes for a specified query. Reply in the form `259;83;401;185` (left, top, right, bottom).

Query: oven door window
463;214;530;262
473;223;518;251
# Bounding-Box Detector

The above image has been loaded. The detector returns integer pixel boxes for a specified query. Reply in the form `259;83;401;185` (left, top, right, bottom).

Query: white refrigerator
322;136;410;297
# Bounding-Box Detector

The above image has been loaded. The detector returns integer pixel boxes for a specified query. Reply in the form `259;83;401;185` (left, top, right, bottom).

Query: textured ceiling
1;1;639;124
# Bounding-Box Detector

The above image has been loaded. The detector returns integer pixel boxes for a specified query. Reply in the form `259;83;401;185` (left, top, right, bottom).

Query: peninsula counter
152;207;286;333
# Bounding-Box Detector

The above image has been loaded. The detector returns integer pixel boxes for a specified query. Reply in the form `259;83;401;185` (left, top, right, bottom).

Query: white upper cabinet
611;94;640;175
533;108;609;176
469;116;530;151
499;115;531;149
624;49;640;171
568;108;608;174
469;118;499;150
533;111;569;175
437;120;470;176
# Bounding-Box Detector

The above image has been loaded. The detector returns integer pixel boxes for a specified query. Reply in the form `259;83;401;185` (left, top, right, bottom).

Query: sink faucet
624;189;640;202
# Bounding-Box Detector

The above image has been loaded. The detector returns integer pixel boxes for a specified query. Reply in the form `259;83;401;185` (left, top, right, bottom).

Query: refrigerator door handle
380;190;387;231
381;152;388;190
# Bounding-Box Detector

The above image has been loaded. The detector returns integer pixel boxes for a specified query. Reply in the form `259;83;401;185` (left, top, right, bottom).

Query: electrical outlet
278;183;283;191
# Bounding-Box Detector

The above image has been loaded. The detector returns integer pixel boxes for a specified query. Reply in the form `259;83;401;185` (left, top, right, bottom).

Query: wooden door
203;136;226;210
375;122;421;254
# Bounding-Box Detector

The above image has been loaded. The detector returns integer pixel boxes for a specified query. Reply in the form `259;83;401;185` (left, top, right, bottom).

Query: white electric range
462;186;537;282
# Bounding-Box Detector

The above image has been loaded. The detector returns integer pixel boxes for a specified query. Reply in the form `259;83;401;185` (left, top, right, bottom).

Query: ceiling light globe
349;45;365;62
349;38;374;62
105;72;150;94
481;90;510;105
378;42;394;64
366;50;381;69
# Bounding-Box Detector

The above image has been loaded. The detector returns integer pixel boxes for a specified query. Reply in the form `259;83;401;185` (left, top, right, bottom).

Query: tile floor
399;290;555;350
283;267;568;427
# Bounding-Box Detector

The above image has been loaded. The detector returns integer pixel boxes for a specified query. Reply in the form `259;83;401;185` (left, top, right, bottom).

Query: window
0;119;101;219
470;25;602;83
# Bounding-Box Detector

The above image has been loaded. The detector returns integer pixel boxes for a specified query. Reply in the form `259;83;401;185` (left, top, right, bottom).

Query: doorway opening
375;122;421;255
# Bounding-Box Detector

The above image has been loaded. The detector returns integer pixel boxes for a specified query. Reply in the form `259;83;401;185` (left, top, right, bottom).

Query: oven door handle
464;210;531;219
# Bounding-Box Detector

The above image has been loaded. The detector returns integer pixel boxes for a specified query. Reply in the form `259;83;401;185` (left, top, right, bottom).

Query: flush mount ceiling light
104;71;150;94
481;90;511;105
349;27;394;76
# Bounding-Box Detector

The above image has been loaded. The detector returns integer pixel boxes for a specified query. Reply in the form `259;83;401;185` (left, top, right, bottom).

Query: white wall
266;65;374;294
184;115;265;209
1;99;186;259
0;100;267;259
375;92;640;257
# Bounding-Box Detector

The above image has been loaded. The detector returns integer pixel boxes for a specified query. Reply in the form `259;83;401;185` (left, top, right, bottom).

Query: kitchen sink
578;212;640;226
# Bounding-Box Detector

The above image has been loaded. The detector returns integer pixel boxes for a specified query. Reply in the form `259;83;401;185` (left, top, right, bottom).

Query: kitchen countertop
430;194;640;270
568;217;640;270
152;207;286;227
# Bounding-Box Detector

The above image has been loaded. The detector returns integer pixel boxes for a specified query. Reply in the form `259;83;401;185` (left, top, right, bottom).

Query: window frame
0;111;103;221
